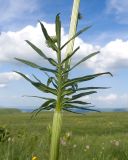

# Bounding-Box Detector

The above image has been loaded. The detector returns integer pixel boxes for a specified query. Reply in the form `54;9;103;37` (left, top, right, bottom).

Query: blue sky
0;0;128;109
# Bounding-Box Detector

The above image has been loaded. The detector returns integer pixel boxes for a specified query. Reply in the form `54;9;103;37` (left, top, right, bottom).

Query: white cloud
87;39;128;72
0;72;22;84
95;93;128;108
0;22;65;65
0;21;128;72
97;93;118;103
0;84;7;88
0;0;38;22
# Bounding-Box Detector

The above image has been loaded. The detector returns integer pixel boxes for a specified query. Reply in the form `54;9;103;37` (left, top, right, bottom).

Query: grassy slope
0;108;21;114
0;112;128;160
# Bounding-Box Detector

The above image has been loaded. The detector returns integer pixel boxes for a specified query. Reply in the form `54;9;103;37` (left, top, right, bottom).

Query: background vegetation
0;110;128;160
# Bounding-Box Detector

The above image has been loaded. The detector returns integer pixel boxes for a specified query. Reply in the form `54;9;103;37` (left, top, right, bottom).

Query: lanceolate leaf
39;21;58;51
32;74;41;83
63;108;82;114
62;46;80;64
22;95;55;101
65;101;90;105
15;58;56;74
70;51;99;71
55;13;61;48
15;71;57;95
26;40;57;67
60;26;91;50
26;40;47;59
32;100;55;116
63;72;112;88
72;91;97;100
64;105;100;113
76;87;109;91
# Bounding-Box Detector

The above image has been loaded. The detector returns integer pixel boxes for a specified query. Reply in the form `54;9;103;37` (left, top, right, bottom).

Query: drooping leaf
63;72;112;88
70;51;99;71
72;91;97;100
61;26;91;50
76;86;109;91
63;108;83;114
39;21;58;51
32;74;41;83
62;88;75;96
65;101;90;105
62;46;80;64
63;105;100;113
15;71;57;95
22;95;55;101
26;40;48;58
15;58;57;74
55;13;61;48
32;99;55;116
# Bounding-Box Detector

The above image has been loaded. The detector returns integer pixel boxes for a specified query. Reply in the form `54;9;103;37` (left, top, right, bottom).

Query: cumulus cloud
87;39;128;72
0;72;22;84
0;84;7;88
97;93;118;103
94;93;128;109
0;21;65;65
0;0;38;23
0;21;128;72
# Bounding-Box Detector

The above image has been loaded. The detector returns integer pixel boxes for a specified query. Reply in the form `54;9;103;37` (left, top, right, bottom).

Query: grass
0;110;128;160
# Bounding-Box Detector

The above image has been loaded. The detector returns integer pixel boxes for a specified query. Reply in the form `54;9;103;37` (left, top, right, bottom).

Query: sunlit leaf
56;13;61;48
72;91;97;100
70;51;99;71
63;72;112;88
15;71;57;95
39;21;58;51
61;26;91;50
15;58;57;74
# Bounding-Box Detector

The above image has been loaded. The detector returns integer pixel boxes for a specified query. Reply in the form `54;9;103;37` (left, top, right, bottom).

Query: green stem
49;111;62;160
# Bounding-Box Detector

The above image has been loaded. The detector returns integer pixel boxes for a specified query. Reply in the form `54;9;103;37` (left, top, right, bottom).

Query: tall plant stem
64;0;80;70
49;111;62;160
50;1;80;160
50;48;63;160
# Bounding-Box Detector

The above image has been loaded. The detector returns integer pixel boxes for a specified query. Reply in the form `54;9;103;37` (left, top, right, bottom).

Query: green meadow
0;109;128;160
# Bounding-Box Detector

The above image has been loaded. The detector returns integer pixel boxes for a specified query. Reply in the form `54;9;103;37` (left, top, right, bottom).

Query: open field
0;110;128;160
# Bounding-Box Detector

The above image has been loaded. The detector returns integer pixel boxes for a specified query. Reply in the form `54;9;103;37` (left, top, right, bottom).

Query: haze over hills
0;106;128;113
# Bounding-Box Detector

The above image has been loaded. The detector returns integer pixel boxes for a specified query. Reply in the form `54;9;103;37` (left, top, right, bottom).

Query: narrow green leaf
64;105;100;112
26;40;47;59
56;13;61;48
32;100;55;116
15;58;57;74
65;101;90;105
47;77;53;86
26;40;58;66
63;108;82;114
76;87;110;91
70;51;99;71
63;72;113;88
15;71;57;95
72;91;97;100
22;95;55;101
48;58;58;66
61;26;91;50
32;74;41;83
39;21;58;51
62;88;75;96
62;46;80;64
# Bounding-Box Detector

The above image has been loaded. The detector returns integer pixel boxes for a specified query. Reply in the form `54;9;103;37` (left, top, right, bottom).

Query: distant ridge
0;108;21;114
